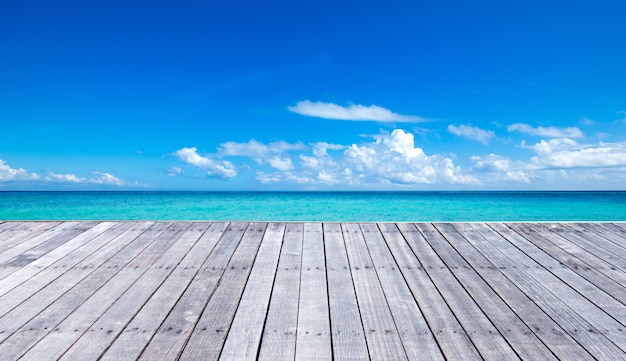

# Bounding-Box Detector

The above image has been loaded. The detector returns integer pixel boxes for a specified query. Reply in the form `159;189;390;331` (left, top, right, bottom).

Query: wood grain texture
258;223;303;361
0;221;623;360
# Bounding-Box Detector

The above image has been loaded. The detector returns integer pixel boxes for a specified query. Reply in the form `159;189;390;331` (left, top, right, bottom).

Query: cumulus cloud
268;156;294;171
288;100;427;122
45;172;86;183
0;159;39;181
471;154;531;183
333;129;478;185
0;159;135;188
174;147;237;178
177;130;477;187
448;124;495;144
508;123;584;138
528;140;626;169
219;140;304;163
89;172;125;186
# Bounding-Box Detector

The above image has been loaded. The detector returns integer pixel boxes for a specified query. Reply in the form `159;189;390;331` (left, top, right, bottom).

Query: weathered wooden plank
568;223;626;254
0;221;135;318
469;223;626;360
410;223;518;360
0;222;170;360
342;223;407;361
507;223;626;303
258;223;303;361
100;222;228;361
294;222;332;360
542;223;626;269
0;221;623;360
177;223;267;360
0;222;58;249
434;223;560;360
0;222;78;266
0;221;18;233
137;222;247;361
1;222;99;269
0;222;154;344
499;223;626;318
360;223;443;361
445;223;594;360
17;222;188;361
0;222;28;240
0;222;116;295
598;223;626;246
220;222;286;360
59;222;212;360
321;223;369;361
380;223;481;360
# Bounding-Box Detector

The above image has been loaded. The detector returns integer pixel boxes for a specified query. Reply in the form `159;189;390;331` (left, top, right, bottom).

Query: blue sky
1;0;625;190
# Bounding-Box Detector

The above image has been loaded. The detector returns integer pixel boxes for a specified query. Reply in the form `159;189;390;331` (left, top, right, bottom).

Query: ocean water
1;191;626;221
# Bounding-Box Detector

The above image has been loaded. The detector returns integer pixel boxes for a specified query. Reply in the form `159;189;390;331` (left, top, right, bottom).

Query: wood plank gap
445;223;594;360
321;222;369;361
177;223;267;360
468;223;626;360
295;223;332;361
137;222;248;361
258;222;304;361
219;222;286;360
412;223;519;360
342;223;408;361
0;222;171;360
17;222;189;361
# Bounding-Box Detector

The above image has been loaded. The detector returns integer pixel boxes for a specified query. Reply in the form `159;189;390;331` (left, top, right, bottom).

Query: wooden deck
0;221;624;360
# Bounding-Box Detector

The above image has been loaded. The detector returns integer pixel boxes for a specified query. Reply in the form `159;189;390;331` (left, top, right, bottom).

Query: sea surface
1;191;626;221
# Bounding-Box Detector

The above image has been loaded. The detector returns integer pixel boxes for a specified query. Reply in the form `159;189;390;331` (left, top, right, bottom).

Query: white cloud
523;138;578;155
178;130;477;187
174;147;237;178
508;123;584;138
288;100;426;122
0;159;39;181
219;140;304;164
220;140;270;159
528;140;626;169
173;126;626;189
268;156;294;171
448;124;495;144
45;172;86;183
89;172;125;186
168;167;182;177
256;172;281;184
471;154;531;183
339;129;477;185
580;116;598;126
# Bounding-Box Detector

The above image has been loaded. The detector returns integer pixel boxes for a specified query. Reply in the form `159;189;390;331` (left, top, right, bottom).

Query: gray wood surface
295;223;332;361
323;223;369;361
137;222;247;360
0;222;623;360
411;223;518;360
178;223;267;360
220;222;285;360
360;223;443;361
447;223;594;360
342;223;407;361
100;222;227;361
258;223;303;361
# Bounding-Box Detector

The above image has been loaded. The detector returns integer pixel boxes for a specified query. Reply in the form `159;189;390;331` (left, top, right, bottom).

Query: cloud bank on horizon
2;98;626;190
3;99;626;190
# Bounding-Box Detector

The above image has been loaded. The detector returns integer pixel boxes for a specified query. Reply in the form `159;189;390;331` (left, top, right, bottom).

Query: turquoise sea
1;191;626;221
